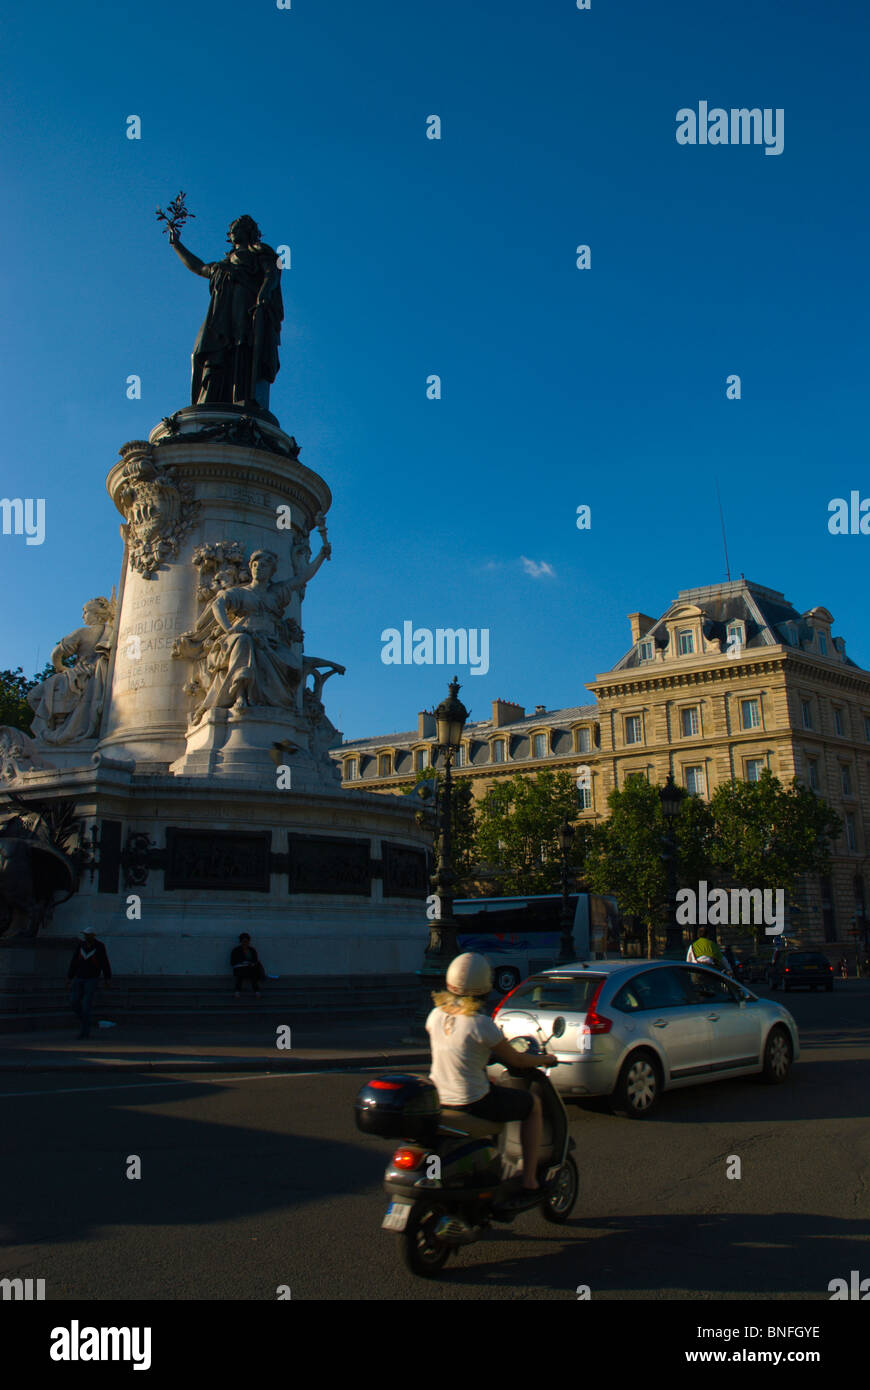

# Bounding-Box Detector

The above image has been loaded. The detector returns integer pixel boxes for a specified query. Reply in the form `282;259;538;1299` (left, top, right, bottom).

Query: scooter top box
355;1074;440;1142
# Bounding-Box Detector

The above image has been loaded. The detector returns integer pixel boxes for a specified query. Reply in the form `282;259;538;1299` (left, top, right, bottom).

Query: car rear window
506;974;605;1011
788;953;829;965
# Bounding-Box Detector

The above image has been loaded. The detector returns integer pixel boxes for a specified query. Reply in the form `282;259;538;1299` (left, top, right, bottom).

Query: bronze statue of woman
169;215;283;411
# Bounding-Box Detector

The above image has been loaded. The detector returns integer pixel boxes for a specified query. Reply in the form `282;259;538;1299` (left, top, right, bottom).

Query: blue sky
2;0;868;740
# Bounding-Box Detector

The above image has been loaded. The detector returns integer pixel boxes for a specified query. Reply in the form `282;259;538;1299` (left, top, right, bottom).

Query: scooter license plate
382;1201;412;1231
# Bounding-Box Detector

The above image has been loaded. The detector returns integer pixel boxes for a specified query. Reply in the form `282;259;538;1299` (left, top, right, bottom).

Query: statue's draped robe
194;581;301;716
191;244;283;405
27;624;113;744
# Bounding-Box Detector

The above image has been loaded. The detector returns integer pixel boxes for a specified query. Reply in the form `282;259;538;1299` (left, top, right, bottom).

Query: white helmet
446;952;492;997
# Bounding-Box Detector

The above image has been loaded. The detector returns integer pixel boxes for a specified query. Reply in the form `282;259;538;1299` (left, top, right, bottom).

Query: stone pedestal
99;407;334;787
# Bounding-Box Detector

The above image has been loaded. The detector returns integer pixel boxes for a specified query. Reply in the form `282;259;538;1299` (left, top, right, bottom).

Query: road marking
0;1064;416;1099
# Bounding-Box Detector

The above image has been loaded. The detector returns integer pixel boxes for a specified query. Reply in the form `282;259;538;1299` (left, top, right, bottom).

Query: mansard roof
610;579;858;671
338;703;598;754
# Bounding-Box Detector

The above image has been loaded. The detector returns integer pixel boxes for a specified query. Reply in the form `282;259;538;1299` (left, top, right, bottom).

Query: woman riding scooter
426;952;558;1197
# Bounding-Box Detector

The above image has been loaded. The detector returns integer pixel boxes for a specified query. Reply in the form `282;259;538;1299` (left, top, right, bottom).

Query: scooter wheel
541;1154;578;1224
401;1201;452;1278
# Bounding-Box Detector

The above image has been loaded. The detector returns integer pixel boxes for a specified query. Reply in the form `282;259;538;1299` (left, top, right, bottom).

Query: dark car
737;955;767;984
768;950;833;992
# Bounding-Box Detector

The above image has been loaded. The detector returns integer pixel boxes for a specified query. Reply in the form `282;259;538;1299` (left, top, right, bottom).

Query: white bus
454;892;623;994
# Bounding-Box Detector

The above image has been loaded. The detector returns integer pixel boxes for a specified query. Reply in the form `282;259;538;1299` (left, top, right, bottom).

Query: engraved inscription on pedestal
287;834;371;896
164;828;271;891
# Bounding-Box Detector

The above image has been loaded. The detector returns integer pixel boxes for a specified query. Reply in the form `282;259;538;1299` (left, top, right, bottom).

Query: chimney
628;612;656;643
418;710;435;738
534;704;546;715
492;699;525;728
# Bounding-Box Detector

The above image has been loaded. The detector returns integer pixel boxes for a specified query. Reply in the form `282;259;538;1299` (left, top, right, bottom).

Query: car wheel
541;1154;578;1224
400;1202;451;1278
494;967;520;995
612;1050;661;1119
760;1026;792;1084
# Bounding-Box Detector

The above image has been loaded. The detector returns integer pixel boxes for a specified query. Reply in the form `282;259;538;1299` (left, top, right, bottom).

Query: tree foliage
474;770;584;895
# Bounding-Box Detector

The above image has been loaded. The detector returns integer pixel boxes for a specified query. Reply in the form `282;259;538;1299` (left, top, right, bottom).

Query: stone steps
0;973;422;1032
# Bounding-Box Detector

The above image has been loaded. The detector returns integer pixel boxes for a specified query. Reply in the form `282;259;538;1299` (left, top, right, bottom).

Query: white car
493;959;800;1118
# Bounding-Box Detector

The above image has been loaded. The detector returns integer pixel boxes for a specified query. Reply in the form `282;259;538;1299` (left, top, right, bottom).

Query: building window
808;758;819;791
684;766;705;796
801;699;813;730
681;707;700;737
491;740;505;763
454;745;465;767
746;759;764;783
638;639;654;662
818;633;827;656
414;748;428;772
378;754;392;778
841;765;852;796
727;621;744;651
577;786;592;810
678;629;695;655
576;727;591;753
533;733;548;759
741;698;761;730
624;715;643;746
834;707;845;736
845;812;857;852
345;758;357;780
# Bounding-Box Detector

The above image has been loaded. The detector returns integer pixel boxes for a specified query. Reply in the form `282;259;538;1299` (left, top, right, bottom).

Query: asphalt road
2;983;869;1301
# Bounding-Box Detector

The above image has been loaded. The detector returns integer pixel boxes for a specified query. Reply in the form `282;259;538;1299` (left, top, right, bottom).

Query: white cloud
520;556;556;580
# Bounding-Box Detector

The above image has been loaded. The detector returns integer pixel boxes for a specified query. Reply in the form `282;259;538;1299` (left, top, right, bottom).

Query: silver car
493;960;800;1118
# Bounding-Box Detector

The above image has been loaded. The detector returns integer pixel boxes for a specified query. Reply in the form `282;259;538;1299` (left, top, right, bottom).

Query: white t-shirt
426;1005;504;1106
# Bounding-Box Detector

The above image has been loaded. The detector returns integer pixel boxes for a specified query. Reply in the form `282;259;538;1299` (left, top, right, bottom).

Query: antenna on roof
715;479;731;582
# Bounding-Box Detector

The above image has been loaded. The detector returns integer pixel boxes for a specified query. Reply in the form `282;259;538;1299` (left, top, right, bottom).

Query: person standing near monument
67;928;112;1039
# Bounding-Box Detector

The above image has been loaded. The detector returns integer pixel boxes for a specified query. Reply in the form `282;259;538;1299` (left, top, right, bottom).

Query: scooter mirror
551;1016;566;1039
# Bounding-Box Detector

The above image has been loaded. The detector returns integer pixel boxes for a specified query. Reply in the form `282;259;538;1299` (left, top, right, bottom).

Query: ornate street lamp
659;773;684;958
420;677;469;990
558;817;576;962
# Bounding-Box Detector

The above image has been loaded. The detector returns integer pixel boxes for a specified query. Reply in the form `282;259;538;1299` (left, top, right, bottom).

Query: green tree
0;668;37;732
709;770;842;938
583;777;714;956
474;770;583;895
0;662;63;735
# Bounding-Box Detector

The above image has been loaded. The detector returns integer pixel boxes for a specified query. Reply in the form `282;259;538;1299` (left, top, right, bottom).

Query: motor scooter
354;1016;578;1277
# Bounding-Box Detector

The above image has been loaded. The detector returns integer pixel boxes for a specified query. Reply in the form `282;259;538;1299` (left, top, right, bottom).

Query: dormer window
678;629;695;655
533;733;548;759
576;727;591;754
638;639;654;662
491;739;505;763
727;620;745;653
818;632;828;656
414;748;429;771
345;758;357;780
378;754;392;778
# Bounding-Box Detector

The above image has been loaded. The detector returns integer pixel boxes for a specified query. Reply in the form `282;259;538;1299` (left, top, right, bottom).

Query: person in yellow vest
687;936;726;971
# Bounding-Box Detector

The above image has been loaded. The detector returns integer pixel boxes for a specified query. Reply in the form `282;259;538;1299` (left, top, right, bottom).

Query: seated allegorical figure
173;530;331;724
27;596;116;744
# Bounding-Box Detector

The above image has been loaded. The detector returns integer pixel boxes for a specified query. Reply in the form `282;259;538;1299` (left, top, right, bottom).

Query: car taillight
784;967;790;973
829;965;833;972
580;979;612;1036
392;1147;426;1170
492;983;521;1018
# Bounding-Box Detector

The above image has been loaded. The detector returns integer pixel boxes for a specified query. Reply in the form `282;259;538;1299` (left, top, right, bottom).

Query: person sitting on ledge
231;932;265;998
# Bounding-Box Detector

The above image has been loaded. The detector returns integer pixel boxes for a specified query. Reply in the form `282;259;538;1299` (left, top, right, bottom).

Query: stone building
333;579;870;949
